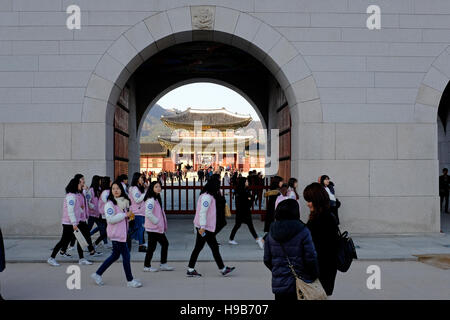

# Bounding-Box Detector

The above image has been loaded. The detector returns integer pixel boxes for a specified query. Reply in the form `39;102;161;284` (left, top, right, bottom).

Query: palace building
140;108;265;173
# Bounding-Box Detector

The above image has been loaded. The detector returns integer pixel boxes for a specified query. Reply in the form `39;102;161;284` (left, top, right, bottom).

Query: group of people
46;169;343;298
262;175;342;299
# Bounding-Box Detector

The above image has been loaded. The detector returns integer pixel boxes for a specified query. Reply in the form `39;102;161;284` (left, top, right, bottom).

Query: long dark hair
65;178;79;194
270;176;283;190
73;173;84;193
143;181;162;207
319;175;330;186
303;182;330;221
201;178;220;196
90;175;101;198
100;176;111;193
107;180;130;205
131;172;145;193
288;177;299;200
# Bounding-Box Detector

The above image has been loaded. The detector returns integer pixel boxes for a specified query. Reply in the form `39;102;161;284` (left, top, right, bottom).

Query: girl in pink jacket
142;181;174;272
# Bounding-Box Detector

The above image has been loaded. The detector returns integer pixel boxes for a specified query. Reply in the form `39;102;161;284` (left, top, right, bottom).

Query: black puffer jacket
263;220;319;294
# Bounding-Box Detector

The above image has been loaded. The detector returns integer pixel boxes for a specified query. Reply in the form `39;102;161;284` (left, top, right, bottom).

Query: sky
154;82;261;120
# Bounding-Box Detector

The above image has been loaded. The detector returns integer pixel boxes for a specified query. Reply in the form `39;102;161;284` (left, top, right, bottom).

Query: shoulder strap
279;243;299;279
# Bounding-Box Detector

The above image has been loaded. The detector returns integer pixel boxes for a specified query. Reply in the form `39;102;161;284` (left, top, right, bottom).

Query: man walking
439;168;450;213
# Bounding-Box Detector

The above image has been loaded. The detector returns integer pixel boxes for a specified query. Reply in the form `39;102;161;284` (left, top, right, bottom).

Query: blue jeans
96;241;133;282
129;215;145;245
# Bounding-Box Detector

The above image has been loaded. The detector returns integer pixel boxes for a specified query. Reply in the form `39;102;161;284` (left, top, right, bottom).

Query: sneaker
138;245;147;253
90;273;104;286
90;251;103;257
79;258;93;265
160;264;174;271
220;266;235;276
143;266;159;272
67;246;75;251
127;279;142;288
186;269;202;277
59;251;72;257
47;257;60;267
228;240;238;245
256;237;264;250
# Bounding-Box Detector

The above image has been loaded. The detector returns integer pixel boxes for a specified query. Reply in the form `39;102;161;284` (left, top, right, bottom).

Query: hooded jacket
263;219;319;294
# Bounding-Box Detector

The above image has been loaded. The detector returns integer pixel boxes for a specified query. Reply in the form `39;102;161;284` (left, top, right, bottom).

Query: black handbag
336;229;357;272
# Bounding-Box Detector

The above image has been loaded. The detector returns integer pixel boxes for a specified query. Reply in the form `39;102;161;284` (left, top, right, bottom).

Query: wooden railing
159;177;271;216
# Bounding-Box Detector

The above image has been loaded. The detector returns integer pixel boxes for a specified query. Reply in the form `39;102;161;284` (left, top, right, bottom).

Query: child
142;181;174;272
91;181;142;288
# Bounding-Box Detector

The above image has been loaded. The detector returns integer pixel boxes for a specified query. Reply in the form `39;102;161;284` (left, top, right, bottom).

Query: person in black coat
211;174;227;235
439;168;450;213
228;177;264;248
304;182;339;296
263;176;283;234
0;228;5;300
264;199;319;300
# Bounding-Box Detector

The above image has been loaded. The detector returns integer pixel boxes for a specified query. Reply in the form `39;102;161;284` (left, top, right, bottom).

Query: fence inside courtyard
159;177;270;218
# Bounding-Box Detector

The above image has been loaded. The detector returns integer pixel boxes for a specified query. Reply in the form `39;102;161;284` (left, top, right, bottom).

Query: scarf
115;197;129;212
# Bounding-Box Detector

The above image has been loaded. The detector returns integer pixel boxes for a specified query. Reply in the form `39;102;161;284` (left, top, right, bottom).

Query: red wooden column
114;87;130;180
277;102;291;181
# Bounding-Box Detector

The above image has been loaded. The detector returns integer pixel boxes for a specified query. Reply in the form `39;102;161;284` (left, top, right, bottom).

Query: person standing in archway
264;176;283;236
439;168;450;213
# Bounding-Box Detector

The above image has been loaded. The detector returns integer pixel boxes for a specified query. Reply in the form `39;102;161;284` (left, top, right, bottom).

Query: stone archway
80;5;322;179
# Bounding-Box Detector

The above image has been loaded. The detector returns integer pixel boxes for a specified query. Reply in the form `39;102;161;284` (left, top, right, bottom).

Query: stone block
107;35;143;74
293;123;335;160
38;54;101;71
416;84;442;107
74;26;129;41
4;123;71;160
144;11;175;50
13;0;61;11
214;6;239;35
320;88;366;104
32;88;85;104
124;21;158;61
297;160;370;196
0;161;33;197
95;53;131;89
0;71;33;87
370;160;438;196
0;87;30;103
335;124;396;159
71;122;106;160
294;41;389;56
414;103;438;123
0;103;81;122
59;40;112;55
294;99;323;123
252;12;310;27
277;54;311;90
304;56;366;71
0;26;73;41
397;124;438;159
342;28;421;42
265;37;297;72
323;103;414;123
34;160;107;197
432;50;450;78
423;66;450;92
367;88;418;104
286;76;319;105
33;71;91;88
374;72;424;88
277;27;341;42
81;97;109;124
0;123;3;159
0;55;37;71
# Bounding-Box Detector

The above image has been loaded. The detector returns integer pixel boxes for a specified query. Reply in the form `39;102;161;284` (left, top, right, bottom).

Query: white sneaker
228;240;238;245
47;257;60;267
256;237;264;250
79;258;93;265
143;266;159;272
160;264;174;271
127;279;142;288
90;273;104;286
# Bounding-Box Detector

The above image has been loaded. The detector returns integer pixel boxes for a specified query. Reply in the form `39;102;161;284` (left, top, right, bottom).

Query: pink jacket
193;193;216;233
275;194;289;209
129;186;145;216
144;198;167;234
61;193;83;226
105;200;128;243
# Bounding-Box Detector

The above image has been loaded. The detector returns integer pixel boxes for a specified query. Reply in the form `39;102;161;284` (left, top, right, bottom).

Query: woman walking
228;177;264;249
304;182;339;296
91;181;142;288
48;177;96;266
142;181;174;272
263;199;319;300
91;176;111;248
129;172;147;252
187;179;235;277
86;175;105;248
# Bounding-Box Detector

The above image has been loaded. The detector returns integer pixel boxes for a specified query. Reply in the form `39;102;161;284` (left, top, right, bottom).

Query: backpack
336;229;357;272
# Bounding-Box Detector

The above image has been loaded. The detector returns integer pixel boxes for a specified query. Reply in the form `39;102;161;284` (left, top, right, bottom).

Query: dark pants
440;194;449;212
275;291;297;301
51;224;85;259
188;228;224;269
229;219;258;240
330;206;340;225
90;217;108;246
96;241;133;282
144;232;169;267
